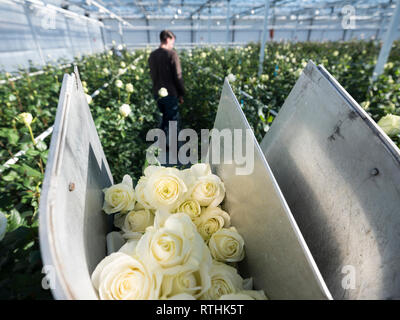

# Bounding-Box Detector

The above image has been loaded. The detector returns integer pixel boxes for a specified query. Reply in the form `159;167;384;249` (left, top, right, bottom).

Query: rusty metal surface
260;61;400;299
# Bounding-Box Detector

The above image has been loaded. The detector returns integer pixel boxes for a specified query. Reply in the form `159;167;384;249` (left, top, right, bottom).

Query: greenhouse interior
1;0;400;301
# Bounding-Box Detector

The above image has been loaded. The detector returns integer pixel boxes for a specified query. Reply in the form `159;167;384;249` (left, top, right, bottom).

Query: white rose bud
119;104;131;118
125;83;134;93
85;94;92;104
158;87;168;98
176;199;201;220
0;212;7;241
91;252;161;300
194;206;231;241
209;227;245;262
377;114;400;137
227;73;236;83
122;208;154;233
201;260;243;300
115;79;123;88
120;61;126;68
103;175;135;214
18;112;33;126
102;68;110;75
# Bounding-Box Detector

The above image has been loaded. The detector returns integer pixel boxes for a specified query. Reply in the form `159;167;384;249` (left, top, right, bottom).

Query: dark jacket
148;47;185;98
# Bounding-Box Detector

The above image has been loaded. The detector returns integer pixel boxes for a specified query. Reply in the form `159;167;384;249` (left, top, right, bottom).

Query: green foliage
0;41;399;299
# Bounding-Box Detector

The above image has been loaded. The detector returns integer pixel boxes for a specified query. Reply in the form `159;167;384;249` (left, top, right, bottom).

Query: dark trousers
156;95;180;134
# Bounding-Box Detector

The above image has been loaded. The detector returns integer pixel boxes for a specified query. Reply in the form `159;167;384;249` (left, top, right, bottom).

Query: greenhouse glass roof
64;0;396;20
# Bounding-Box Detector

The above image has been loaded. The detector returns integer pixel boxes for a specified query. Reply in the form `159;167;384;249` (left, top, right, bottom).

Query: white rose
119;104;131;117
176;199;201;220
85;94;92;104
227;73;236;82
0;212;7;241
130;64;136;71
117;44;123;51
135;176;152;209
103;175;135;214
159;245;212;299
122;208;154;233
377;114;400;137
102;68;110;75
125;83;134;93
209;227;245;262
143;166;187;211
136;213;205;275
115;79;123;88
18;112;33;126
158;87;168;97
190;174;225;207
120;61;126;67
201;260;243;300
118;68;126;75
194;206;230;241
91;252;161;300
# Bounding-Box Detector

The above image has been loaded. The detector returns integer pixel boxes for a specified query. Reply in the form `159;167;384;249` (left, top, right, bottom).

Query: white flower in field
208;227;245;262
103;175;135;214
91;252;161;300
122;208;154;233
0;212;7;241
102;67;110;75
377;114;400;137
85;94;92;104
119;104;131;117
385;62;394;70
200;260;243;300
142;166;187;211
129;64;136;71
227;73;236;83
136;213;207;275
260;74;269;82
125;83;134;93
201;52;207;58
115;79;123;88
194;206;230;241
176;199;201;220
158;87;168;98
117;44;124;51
118;68;127;75
17;112;33;126
120;61;126;68
333;50;339;57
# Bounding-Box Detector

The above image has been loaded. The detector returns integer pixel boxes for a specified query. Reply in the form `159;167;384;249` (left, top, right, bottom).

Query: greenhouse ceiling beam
258;0;270;77
87;0;134;27
132;0;150;42
189;0;219;19
372;0;400;81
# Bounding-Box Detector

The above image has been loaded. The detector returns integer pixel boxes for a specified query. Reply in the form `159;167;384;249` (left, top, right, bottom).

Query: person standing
148;30;185;140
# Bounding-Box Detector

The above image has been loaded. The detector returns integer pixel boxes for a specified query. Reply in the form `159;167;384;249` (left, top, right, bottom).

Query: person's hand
179;97;184;104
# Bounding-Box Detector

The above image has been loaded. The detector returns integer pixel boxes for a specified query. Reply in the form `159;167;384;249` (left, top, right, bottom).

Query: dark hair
160;30;176;43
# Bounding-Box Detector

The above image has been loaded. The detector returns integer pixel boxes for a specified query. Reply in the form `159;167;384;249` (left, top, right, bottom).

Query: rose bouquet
91;163;267;300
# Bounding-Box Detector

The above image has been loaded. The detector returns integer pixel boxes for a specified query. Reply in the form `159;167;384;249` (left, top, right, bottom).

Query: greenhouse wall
0;0;104;72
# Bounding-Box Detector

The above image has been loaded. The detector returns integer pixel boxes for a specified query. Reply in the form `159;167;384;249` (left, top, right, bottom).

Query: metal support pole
190;19;194;43
118;22;124;45
145;18;150;43
307;17;313;41
100;25;107;52
86;21;95;54
373;0;400;81
226;0;231;47
258;0;270;77
208;5;211;43
232;19;236;42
